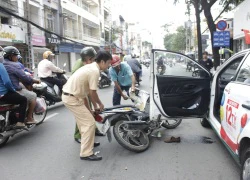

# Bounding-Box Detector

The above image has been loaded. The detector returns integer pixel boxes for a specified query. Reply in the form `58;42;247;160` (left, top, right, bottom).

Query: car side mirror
230;76;234;81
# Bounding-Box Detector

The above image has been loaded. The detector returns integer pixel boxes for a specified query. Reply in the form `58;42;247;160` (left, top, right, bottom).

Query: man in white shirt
38;51;65;94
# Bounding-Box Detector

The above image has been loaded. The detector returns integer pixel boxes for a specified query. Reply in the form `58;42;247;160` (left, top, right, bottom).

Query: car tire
241;146;250;180
200;118;211;128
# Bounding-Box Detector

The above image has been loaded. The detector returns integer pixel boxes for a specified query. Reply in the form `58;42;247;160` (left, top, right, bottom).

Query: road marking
44;113;58;122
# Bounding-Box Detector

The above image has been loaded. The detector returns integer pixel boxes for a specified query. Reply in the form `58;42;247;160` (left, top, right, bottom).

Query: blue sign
213;31;230;47
216;20;227;31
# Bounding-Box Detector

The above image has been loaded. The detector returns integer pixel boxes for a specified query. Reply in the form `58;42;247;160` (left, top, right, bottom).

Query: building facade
233;0;250;52
0;0;111;72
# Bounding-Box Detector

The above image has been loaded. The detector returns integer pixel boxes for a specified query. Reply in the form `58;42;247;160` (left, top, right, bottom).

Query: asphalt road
0;64;240;180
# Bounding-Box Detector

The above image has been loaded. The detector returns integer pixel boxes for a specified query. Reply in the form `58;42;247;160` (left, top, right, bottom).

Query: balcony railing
79;32;100;44
64;29;78;39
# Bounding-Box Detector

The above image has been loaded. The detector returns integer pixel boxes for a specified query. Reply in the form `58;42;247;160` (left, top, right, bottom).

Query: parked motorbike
0;83;47;147
40;64;68;106
95;88;182;152
98;70;111;89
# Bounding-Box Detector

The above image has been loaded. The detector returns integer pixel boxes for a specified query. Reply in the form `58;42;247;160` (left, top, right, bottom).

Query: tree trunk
201;1;220;70
193;1;202;61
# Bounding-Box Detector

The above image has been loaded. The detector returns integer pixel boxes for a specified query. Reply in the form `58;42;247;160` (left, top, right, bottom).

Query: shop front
58;43;85;72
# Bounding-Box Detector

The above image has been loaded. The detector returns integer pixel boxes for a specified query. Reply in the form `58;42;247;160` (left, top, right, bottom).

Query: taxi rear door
220;53;250;153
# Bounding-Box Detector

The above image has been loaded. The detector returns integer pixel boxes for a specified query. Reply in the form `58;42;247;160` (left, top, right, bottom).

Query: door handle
242;104;250;110
183;84;196;89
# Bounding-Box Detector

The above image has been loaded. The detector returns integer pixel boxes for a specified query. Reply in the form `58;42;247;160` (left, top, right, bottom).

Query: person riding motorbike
3;46;40;124
126;54;142;82
157;56;166;74
17;55;34;76
0;46;28;128
38;51;65;95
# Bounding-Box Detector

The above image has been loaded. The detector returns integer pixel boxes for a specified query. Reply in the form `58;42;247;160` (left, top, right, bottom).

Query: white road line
44;113;58;122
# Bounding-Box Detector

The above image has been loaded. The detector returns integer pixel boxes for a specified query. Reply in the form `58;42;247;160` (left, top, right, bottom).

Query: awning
33;47;50;54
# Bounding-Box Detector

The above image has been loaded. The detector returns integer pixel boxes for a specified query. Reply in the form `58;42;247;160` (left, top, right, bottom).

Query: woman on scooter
0;46;27;128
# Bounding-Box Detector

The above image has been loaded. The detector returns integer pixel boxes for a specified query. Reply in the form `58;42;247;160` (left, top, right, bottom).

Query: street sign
213;31;230;47
216;20;227;31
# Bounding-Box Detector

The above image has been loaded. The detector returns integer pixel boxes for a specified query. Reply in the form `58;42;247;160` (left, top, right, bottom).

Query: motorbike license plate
102;120;110;134
96;120;110;135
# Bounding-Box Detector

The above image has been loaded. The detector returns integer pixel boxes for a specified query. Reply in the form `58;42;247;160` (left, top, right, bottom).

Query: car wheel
241;146;250;180
200;118;211;128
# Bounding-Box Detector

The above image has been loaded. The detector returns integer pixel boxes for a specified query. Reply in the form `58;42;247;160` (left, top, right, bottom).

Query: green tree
164;26;186;52
201;0;244;69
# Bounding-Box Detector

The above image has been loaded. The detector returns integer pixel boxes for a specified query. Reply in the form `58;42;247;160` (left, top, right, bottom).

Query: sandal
15;122;26;128
26;120;38;125
164;136;181;143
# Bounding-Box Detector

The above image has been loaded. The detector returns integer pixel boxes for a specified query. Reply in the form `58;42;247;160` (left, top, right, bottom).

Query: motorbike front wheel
161;118;182;129
33;99;47;125
113;120;150;153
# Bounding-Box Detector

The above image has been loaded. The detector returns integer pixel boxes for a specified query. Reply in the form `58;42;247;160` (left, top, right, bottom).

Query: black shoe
74;138;81;144
95;131;105;136
80;154;102;161
94;142;100;147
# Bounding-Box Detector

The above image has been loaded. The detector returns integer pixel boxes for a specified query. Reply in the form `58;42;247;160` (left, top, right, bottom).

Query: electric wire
1;1;95;35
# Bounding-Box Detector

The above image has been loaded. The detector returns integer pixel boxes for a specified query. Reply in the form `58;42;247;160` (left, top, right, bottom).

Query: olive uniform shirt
71;59;83;74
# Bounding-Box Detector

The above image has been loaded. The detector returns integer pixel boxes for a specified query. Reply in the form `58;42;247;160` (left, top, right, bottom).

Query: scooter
98;70;111;89
40;63;68;106
95;88;182;153
157;65;166;75
0;83;47;147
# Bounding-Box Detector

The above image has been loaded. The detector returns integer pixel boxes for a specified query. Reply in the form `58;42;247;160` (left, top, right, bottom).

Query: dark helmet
80;47;97;61
3;46;20;58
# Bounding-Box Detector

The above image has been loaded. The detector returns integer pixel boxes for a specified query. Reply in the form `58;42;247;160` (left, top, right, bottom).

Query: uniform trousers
62;94;95;157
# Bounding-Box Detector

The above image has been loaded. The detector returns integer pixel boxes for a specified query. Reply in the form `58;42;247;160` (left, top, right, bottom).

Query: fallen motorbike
98;70;111;89
95;88;182;152
0;83;47;147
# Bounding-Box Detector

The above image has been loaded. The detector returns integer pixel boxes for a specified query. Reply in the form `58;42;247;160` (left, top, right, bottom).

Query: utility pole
25;0;34;69
109;26;112;54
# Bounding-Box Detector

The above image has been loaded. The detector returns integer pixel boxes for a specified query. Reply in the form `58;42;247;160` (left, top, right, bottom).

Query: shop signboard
0;24;26;43
45;33;61;44
31;35;46;46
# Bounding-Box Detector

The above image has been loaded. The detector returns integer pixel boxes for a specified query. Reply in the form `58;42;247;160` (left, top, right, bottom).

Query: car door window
236;55;250;84
218;56;243;88
152;50;211;117
154;52;210;78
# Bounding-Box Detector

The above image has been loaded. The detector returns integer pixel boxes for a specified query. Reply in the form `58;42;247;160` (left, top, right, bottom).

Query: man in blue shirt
0;46;27;128
3;46;40;124
109;55;135;105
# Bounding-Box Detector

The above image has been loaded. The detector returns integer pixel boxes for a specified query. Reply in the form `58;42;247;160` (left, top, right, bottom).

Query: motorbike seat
0;101;19;112
104;105;136;111
41;80;54;87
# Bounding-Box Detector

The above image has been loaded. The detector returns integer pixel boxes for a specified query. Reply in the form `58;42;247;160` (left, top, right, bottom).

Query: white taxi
150;49;250;180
